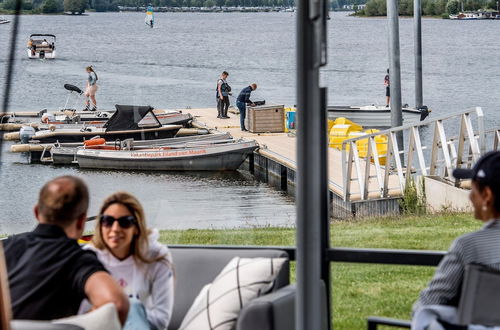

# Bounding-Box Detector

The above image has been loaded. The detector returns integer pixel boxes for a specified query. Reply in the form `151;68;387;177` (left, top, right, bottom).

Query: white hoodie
80;229;174;330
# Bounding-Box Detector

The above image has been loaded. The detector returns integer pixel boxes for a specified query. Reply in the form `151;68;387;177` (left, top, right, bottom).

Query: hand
220;96;223;100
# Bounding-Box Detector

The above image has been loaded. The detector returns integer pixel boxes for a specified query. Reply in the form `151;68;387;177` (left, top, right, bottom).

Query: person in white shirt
80;192;174;330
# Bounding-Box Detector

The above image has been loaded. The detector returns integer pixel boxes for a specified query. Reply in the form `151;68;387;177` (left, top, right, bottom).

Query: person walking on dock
236;83;257;131
216;71;231;119
384;69;390;107
85;66;99;111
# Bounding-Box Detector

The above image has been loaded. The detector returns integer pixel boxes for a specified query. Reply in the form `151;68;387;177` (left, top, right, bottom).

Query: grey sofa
168;247;294;330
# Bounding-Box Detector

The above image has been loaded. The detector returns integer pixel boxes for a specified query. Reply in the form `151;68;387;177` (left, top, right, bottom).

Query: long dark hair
86;66;98;81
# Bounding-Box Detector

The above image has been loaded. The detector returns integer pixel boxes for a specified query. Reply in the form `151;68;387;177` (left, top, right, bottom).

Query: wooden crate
248;105;285;133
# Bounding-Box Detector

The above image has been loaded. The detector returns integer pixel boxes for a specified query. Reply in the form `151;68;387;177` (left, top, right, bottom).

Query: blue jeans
124;298;154;330
237;101;246;130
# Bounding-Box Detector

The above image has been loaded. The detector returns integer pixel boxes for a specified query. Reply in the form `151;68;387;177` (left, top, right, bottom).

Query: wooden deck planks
187;108;402;199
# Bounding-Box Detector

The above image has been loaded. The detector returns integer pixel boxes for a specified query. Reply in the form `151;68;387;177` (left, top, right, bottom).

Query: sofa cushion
236;284;296;330
168;248;290;330
10;321;83;330
178;257;286;330
53;303;120;330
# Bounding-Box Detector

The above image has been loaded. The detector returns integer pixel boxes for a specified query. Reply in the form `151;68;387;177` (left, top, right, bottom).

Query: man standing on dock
384;69;390;107
216;71;231;119
236;83;257;131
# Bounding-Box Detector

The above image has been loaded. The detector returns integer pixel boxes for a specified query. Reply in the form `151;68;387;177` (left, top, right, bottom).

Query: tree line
358;0;497;16
1;0;367;13
0;0;296;13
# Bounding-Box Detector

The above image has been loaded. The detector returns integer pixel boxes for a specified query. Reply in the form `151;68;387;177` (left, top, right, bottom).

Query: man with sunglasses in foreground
2;176;129;325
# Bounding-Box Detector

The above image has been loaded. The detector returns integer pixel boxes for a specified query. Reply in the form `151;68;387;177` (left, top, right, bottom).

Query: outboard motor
20;126;36;144
419;105;430;121
39;50;45;59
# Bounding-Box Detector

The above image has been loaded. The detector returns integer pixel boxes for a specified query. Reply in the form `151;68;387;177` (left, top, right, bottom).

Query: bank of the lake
159;213;480;328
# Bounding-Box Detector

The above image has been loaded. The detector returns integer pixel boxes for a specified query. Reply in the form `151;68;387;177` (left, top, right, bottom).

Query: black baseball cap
452;151;500;185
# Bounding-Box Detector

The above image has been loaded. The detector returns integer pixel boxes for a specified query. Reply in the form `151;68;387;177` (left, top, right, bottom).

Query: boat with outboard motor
27;34;56;59
327;105;430;127
76;138;259;171
49;132;232;165
23;105;182;143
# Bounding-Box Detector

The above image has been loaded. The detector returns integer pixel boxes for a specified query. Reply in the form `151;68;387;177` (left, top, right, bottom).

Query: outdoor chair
169;247;299;330
367;264;500;329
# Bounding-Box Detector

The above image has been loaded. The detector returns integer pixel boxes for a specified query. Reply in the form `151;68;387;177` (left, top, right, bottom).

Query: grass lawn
159;213;481;329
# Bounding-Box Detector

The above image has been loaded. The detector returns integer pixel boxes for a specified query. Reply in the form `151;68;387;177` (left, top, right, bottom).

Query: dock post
414;0;423;108
296;0;330;327
387;0;404;162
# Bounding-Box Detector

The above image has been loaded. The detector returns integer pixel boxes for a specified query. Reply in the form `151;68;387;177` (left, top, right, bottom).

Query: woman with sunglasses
80;192;174;330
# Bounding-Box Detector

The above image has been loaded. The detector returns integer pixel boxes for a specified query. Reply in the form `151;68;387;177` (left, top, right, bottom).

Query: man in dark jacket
3;176;129;324
236;83;257;131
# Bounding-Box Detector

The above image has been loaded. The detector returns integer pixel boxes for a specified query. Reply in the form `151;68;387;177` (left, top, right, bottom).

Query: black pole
1;0;22;165
296;0;328;328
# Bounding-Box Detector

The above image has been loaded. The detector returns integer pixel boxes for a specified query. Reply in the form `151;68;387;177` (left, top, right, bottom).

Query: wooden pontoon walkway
187;108;402;216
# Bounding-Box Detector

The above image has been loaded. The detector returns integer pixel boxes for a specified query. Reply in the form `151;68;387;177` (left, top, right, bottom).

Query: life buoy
84;138;106;146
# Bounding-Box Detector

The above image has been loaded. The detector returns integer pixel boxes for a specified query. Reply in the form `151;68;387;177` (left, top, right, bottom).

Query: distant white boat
27;34;56;59
449;11;496;20
327;105;430;128
0;17;10;24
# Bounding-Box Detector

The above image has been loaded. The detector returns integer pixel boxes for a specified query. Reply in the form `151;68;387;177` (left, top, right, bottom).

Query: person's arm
146;261;175;329
85;271;130;325
412;238;465;314
245;88;253;105
217;80;223;100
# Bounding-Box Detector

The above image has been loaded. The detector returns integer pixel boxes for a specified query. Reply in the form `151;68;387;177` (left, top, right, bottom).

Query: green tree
2;0;33;10
423;0;436;14
399;0;413;15
94;0;108;11
42;0;60;12
64;0;86;13
204;0;214;5
446;0;459;13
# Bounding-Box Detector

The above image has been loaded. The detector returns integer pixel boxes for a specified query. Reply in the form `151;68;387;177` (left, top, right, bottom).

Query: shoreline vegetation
159;212;479;328
353;0;498;18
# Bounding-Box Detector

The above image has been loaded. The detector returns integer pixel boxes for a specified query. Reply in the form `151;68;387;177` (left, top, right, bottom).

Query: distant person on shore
80;192;174;330
85;66;99;111
216;71;231;119
236;83;257;131
384;68;390;107
412;151;500;329
2;176;129;324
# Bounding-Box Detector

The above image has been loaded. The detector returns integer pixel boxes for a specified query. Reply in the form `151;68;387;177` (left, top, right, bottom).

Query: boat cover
104;105;159;132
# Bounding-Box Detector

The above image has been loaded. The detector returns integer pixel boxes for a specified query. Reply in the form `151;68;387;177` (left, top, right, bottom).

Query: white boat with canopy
27;34;56;59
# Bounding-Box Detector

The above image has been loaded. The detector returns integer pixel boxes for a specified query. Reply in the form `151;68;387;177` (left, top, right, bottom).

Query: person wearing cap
413;151;500;316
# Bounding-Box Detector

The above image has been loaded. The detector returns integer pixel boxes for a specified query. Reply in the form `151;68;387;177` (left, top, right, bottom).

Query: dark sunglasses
100;215;136;229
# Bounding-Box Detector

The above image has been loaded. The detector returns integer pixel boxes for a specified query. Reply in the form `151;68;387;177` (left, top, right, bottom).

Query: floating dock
187;108;402;218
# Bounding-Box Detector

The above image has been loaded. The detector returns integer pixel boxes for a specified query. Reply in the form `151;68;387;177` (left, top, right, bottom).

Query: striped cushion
179;257;286;330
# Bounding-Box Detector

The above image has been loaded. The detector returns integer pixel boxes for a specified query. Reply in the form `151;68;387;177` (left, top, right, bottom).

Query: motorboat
25;105;182;143
49;132;232;165
76;138;259;171
327;105;430;128
27;34;56;59
0;17;10;24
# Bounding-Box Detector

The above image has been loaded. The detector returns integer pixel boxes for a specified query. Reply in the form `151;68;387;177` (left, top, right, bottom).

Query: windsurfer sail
145;5;154;28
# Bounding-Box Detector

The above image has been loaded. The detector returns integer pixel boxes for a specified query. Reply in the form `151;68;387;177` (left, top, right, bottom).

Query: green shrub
399;177;426;215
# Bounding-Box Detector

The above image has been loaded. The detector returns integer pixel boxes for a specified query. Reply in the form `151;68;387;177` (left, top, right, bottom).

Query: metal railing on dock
340;107;500;202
